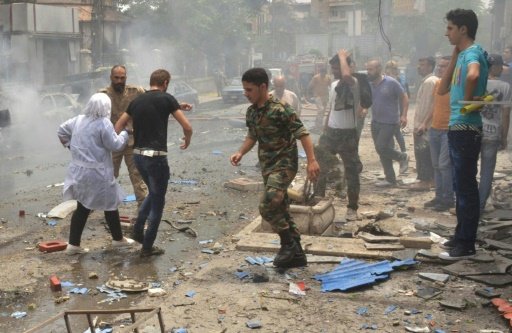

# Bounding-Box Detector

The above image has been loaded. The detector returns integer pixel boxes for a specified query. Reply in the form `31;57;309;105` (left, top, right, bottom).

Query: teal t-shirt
449;44;489;126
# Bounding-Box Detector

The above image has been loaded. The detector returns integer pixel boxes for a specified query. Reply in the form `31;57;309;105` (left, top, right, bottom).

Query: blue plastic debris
11;311;27;319
356;307;368;316
172;328;188;333
245;256;273;265
61;281;75;287
235;271;250;279
314;258;417;292
433;330;446;333
123;194;136;202
47;220;57;226
151;282;161;288
70;287;89;294
384;305;397;315
425;314;433;320
96;285;127;303
170;179;199;185
185;290;196;298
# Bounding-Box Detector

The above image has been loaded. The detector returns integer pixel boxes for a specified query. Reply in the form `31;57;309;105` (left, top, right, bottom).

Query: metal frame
23;307;165;333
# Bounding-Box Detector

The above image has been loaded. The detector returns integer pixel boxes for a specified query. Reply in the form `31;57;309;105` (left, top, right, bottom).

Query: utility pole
91;0;104;69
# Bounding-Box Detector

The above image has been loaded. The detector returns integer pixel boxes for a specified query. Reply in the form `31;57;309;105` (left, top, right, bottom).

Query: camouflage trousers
259;169;300;235
314;127;362;210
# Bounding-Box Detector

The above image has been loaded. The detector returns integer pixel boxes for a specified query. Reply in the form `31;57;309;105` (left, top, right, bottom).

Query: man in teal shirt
438;8;488;260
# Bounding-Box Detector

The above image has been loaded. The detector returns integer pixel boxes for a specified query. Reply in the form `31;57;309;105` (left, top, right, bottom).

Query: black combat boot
281;234;307;268
274;229;299;267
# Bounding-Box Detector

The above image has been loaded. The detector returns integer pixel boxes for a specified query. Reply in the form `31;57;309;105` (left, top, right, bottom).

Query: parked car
169;80;200;110
221;77;246;104
39;92;81;121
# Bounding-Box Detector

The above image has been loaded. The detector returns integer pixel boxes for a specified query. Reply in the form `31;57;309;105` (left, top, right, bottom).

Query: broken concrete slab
442;255;512;276
235;217;395;259
417;249;441;259
418;272;449;284
399;236;432;249
471;253;496;263
415;286;443;300
358;232;399;243
305;254;345;264
483;209;512;221
364;243;405;251
479;221;512;233
391;249;419;261
485;239;512;251
464;274;512;287
439;299;467;310
223;178;264;192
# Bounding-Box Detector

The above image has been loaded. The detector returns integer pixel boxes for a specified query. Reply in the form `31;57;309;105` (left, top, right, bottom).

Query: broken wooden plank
399;236;432;249
364;243;405;251
358;232;399;243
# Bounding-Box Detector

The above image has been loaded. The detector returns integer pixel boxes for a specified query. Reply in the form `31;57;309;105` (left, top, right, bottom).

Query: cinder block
399;236;432;249
224;178;264;192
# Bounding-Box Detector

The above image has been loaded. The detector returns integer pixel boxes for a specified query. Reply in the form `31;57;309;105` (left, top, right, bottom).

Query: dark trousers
371;121;403;183
133;155;170;250
414;132;433;181
315;127;362;210
448;129;481;248
69;201;123;246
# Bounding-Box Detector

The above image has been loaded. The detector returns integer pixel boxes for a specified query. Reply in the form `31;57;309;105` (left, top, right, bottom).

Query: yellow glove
461;95;494;115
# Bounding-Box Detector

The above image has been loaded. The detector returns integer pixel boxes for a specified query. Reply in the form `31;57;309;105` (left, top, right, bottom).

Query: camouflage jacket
98;85;145;130
246;96;309;175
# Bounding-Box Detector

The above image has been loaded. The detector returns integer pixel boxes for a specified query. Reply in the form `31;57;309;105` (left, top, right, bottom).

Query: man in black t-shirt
115;69;193;257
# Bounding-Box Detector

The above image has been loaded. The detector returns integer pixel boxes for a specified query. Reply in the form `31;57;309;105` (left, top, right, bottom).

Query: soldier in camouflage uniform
99;65;148;209
230;68;320;268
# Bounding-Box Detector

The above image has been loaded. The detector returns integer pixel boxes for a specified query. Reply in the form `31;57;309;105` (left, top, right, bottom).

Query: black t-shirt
127;90;180;151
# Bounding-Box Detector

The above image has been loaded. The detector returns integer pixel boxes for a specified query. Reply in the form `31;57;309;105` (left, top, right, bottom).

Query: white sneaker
345;208;359;221
112;237;136;248
65;244;89;255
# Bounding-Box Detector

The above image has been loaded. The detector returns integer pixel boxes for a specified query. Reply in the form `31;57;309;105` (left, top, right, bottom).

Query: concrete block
400;236;432;249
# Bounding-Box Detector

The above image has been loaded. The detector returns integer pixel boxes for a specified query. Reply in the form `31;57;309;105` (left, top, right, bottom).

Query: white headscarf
83;93;111;119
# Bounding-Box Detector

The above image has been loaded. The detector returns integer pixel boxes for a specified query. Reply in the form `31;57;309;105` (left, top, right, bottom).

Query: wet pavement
0;97;263;331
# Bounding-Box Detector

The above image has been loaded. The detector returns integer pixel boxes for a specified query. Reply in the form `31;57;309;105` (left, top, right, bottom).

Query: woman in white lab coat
57;93;134;254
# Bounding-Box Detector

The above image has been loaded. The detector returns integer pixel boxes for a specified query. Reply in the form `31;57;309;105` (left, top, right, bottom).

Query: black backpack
352;72;373;109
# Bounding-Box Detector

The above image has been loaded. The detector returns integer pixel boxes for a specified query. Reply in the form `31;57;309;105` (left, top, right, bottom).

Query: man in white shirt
314;49;363;221
270;76;301;117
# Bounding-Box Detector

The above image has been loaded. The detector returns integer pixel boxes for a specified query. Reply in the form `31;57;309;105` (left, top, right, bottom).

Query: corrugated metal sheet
314;258;417;292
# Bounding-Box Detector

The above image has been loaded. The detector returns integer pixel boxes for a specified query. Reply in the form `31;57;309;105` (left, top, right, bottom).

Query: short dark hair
329;54;352;66
111;65;126;75
242;68;268;87
150;69;171;86
445;8;478;40
419;56;436;70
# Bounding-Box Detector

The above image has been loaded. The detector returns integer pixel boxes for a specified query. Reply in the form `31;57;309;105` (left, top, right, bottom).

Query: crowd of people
56;8;510;268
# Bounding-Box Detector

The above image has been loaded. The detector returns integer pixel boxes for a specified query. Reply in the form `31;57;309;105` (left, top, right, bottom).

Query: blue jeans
371;121;404;183
448;129;481;248
133;155;170;250
429;128;453;205
479;140;499;211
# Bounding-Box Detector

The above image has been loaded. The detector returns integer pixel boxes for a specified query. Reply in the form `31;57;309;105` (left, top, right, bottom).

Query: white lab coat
57;115;128;211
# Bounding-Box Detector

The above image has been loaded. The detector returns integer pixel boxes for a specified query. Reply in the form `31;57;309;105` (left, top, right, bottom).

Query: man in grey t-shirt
479;54;511;213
